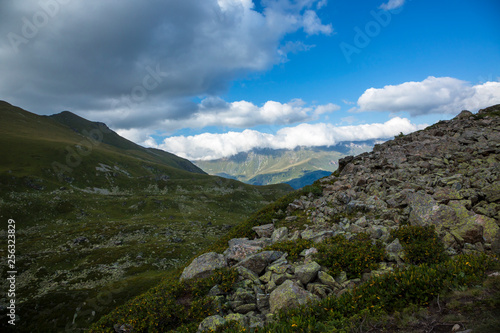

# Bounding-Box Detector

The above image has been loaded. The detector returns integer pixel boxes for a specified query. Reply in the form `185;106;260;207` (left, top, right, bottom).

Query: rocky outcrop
185;105;500;330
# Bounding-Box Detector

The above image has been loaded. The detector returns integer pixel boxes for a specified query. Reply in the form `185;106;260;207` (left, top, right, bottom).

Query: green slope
0;101;292;332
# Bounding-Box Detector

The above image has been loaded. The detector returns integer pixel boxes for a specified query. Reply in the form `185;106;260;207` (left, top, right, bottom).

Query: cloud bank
0;0;332;128
357;77;500;116
154;117;425;160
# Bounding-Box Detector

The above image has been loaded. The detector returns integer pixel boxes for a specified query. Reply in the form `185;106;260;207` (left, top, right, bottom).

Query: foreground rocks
179;105;500;332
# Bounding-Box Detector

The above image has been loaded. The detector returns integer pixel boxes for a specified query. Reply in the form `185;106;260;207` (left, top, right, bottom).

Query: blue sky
1;0;499;160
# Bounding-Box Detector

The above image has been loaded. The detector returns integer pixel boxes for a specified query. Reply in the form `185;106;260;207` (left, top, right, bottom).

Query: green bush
264;238;314;261
315;233;385;279
391;225;447;265
89;268;238;333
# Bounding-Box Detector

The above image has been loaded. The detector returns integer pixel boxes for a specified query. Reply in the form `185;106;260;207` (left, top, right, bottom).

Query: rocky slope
179;105;500;331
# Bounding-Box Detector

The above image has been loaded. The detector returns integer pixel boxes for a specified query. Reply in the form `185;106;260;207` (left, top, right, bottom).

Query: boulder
385;238;404;262
198;315;226;332
269;280;320;313
271;227;288;243
224;313;248;328
294;261;321;285
180;252;227;281
408;194;486;244
236;251;284;275
224;238;269;262
483;182;500;202
236;266;261;285
307;283;332;298
317;271;341;290
252;224;275;238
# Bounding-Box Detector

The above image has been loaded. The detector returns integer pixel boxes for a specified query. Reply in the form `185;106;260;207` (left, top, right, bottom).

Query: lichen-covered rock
236;266;261;285
271;227;288;243
269;280;319;313
224;238;269;263
180;252;227;281
385;238;404;262
491;229;500;254
294;261;321;285
198;315;226;332
317;271;341;290
252;224;275;238
307;283;332;298
236;251;283;275
483;182;500;202
224;313;248;328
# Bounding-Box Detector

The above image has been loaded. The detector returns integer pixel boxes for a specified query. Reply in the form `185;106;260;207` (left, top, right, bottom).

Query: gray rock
224;238;270;262
252;224;275;238
224;313;248;328
180;252;227;281
236;251;284;275
197;315;226;332
385;238;404;262
317;271;341;290
235;303;257;314
271;227;288;243
306;283;332;298
269;280;320;313
236;266;261;285
294;261;321;285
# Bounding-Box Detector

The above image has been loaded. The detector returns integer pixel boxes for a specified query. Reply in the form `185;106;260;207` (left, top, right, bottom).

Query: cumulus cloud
357;76;500;116
155;117;425;160
379;0;405;11
122;98;340;132
0;0;332;126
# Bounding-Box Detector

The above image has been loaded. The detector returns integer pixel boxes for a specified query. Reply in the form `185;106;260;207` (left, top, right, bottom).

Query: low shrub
315;233;385;279
89;268;238;333
390;225;447;265
264;238;314;261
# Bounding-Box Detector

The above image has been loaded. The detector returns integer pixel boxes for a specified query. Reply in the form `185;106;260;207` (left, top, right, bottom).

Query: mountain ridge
195;143;375;187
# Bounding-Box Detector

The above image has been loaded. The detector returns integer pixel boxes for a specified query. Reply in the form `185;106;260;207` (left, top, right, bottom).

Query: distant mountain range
195;143;376;189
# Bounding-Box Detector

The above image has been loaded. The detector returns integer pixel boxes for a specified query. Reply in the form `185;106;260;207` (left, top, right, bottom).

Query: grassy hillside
0;101;292;332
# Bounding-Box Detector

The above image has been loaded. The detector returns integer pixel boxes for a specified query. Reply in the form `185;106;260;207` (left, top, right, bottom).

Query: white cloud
155;117;425;160
302;10;334;35
357;76;500;116
340;116;357;124
150;98;340;132
379;0;405;11
316;0;328;10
